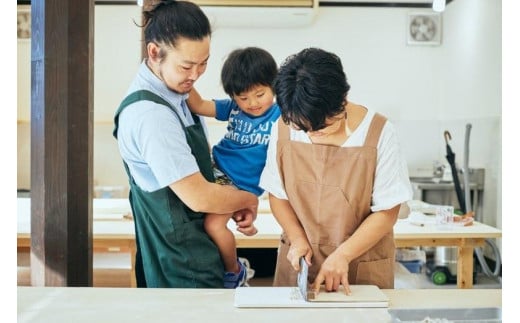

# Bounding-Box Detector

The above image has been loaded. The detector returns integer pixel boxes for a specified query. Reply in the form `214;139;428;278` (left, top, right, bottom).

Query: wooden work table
17;198;502;289
17;287;501;323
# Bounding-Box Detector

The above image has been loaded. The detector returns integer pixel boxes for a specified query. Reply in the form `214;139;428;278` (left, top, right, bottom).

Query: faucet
432;161;445;179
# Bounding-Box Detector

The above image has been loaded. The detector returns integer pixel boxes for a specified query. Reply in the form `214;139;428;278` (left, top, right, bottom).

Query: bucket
434;246;458;276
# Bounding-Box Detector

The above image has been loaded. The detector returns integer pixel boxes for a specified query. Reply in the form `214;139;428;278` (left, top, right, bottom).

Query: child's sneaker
238;257;255;286
223;259;248;288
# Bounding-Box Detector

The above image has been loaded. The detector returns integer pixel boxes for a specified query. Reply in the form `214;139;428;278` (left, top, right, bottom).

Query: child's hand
232;207;258;236
238;224;258;236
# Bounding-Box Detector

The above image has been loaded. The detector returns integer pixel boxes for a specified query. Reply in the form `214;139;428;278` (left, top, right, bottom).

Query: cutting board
234;285;388;308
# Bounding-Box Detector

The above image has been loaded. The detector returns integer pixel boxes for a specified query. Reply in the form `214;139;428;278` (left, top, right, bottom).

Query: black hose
462;123;501;282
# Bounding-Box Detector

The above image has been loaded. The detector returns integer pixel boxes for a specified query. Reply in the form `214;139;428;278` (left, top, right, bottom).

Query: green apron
113;90;224;288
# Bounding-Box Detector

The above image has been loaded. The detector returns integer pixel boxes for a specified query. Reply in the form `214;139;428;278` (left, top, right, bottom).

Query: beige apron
272;113;395;289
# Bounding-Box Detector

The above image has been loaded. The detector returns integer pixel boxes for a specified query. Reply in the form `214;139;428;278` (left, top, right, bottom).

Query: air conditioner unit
192;0;318;28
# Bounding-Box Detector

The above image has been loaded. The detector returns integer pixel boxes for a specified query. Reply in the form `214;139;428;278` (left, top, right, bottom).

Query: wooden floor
17;252;133;288
18;267;270;288
18;267;133;287
18;251;263;288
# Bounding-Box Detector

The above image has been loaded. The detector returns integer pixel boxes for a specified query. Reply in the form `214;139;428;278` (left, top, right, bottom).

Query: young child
187;47;281;288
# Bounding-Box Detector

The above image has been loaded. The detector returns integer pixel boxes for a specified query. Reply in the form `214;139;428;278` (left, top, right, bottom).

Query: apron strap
363;113;387;148
113;89;188;139
277;120;290;141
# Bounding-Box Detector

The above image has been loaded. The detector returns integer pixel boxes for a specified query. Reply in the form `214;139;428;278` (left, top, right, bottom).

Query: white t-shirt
259;109;413;212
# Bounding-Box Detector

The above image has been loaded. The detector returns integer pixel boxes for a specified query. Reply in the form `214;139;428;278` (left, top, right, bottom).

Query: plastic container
399;260;423;273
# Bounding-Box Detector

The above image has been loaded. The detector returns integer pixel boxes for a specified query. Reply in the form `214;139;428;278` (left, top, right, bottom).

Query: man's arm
169;172;257;214
187;87;217;117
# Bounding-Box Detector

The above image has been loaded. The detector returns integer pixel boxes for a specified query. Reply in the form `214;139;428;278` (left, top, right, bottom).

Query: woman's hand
286;236;312;271
312;251;351;295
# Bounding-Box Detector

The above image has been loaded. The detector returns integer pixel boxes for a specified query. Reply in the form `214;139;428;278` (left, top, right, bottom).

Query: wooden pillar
30;0;94;286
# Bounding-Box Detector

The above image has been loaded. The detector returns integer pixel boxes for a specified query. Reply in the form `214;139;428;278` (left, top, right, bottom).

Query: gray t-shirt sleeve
117;102;200;192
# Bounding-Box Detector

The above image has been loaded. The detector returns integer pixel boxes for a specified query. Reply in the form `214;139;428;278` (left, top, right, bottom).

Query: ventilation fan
407;12;442;46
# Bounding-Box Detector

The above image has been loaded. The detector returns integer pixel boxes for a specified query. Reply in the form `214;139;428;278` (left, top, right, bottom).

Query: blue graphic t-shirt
213;99;281;196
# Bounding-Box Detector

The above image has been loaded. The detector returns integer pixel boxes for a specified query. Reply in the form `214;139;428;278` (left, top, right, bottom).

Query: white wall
17;0;501;233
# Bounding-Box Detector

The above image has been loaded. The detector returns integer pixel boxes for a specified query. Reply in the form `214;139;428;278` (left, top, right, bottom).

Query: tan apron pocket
354;257;394;289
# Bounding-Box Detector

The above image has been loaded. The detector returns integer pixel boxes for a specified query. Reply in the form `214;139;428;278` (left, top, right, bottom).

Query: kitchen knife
297;257;316;301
